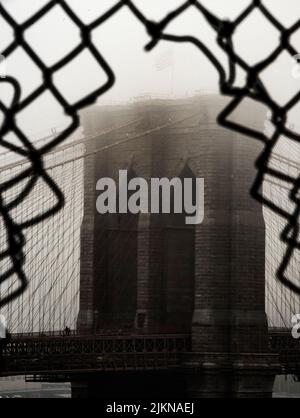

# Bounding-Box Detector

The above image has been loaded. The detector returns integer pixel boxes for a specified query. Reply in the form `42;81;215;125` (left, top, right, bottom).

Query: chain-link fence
0;0;299;306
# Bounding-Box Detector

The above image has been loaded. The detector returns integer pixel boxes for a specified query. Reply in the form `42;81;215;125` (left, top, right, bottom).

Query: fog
1;0;300;150
0;1;300;332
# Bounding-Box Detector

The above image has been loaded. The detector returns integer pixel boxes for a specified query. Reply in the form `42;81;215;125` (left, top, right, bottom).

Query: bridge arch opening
161;164;196;330
101;168;139;331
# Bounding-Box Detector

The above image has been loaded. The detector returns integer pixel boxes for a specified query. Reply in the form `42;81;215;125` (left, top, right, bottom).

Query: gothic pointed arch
161;163;196;330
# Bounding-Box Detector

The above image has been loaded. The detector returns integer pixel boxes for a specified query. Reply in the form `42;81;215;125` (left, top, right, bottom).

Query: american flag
154;49;174;71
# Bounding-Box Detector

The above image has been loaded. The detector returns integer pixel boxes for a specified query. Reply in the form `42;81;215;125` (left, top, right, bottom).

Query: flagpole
154;49;174;97
171;61;174;98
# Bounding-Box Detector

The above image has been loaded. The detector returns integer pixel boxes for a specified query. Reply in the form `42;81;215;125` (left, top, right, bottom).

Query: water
0;377;71;398
0;375;299;398
273;375;300;398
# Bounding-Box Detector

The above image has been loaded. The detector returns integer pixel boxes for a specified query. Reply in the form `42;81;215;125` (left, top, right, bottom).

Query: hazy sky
1;0;300;144
0;1;299;332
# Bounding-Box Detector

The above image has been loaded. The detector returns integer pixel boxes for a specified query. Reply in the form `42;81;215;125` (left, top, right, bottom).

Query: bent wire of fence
0;0;299;307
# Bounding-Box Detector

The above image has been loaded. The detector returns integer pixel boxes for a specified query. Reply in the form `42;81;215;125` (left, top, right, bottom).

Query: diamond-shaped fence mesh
0;0;299;308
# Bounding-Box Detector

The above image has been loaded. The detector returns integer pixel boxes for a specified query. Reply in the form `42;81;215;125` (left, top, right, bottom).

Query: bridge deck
0;334;190;376
0;330;299;378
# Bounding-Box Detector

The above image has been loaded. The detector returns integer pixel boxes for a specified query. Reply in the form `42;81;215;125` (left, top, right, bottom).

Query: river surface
0;376;299;398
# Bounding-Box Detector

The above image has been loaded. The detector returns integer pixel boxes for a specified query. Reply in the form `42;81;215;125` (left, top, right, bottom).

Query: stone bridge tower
76;95;278;398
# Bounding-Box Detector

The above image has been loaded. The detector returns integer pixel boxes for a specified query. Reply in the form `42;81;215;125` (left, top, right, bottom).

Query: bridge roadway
0;329;299;381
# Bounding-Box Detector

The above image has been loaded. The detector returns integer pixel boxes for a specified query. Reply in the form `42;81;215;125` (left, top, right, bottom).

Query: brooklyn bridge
0;95;299;398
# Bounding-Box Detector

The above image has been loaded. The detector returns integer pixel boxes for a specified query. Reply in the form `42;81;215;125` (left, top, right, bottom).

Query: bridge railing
10;330;77;339
1;331;300;377
1;334;191;356
269;329;300;352
0;334;191;376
